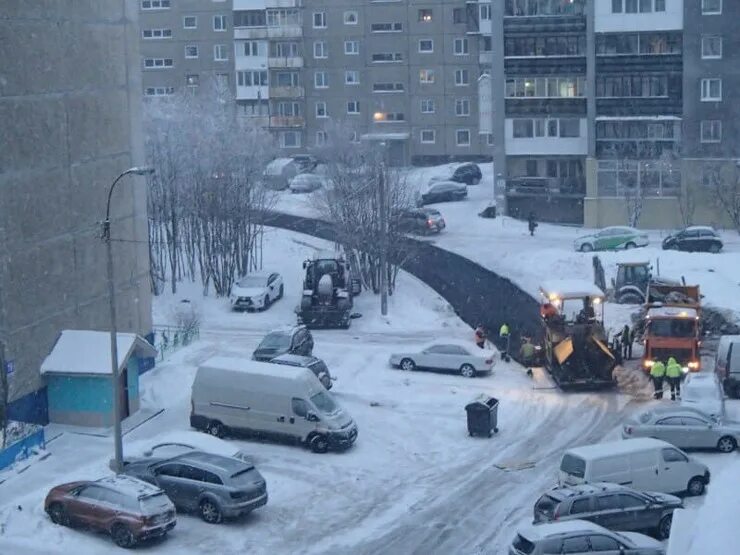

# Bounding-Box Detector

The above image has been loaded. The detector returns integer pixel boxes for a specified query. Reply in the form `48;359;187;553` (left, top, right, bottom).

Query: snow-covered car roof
540;279;605;300
518;519;604;540
684;225;716;233
566;438;668;459
95;475;163;498
271;353;318;365
646;306;698;319
422;180;466;193
123;431;244;460
418;339;496;355
264;158;296;174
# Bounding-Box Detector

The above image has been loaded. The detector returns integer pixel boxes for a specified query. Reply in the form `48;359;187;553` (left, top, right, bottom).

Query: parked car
510;520;665;555
622;406;739;454
291;154;318;173
122;451;267;524
573;226;649;252
44;475;176;548
681;372;726;418
229;272;283;311
559;438;710;496
288;173;328;193
262;158;299;191
430;163;482;185
533;482;682;540
717;338;740;399
270;353;334;389
396;207;446;235
662;226;723;253
252;325;314;362
389;340;496;378
418;181;468;205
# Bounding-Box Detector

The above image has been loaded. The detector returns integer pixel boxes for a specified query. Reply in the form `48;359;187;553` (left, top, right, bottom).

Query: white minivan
559;438;710;496
190;357;358;453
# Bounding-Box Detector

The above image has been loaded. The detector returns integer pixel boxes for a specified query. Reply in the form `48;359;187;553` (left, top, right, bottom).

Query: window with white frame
184;45;199;58
480;4;492;20
455;98;470;116
512;118;581;138
373;82;404;93
276;102;300;117
372;52;403;63
144;58;174;69
344;40;359;55
377;112;404;122
345;70;360;85
456;129;471;146
701;35;722;59
701;78;722;101
484;133;494;146
455;69;469;86
313;12;327;28
701;120;722;143
314;71;328;88
141;0;170;9
237;70;268;86
244;41;259;56
267;9;300;27
347;100;360;114
313;41;327;59
612;0;665;12
315;102;328;118
419;39;434;53
316;131;328;146
144;86;175;96
280;131;301;148
344;11;358;24
419;69;435;83
214;44;228;61
183;16;197;29
454;38;469;56
420;98;435;113
507;76;587;98
420;129;436;144
142;28;172;39
702;0;722;14
213;15;227;31
273;42;299;57
371;22;403;32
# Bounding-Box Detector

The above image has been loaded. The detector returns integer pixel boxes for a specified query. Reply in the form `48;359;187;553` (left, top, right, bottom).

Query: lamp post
103;166;154;474
377;142;388;316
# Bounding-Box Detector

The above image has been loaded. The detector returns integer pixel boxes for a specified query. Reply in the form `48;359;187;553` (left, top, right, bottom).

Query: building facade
0;1;152;423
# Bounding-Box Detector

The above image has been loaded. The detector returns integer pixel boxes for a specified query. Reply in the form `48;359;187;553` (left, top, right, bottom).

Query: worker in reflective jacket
665;357;683;401
650;360;666;399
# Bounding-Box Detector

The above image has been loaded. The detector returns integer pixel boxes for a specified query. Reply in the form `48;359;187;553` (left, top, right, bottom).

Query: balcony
267;24;302;39
479;51;493;66
269;116;305;128
268;56;303;69
236;85;269;101
265;0;300;7
234;27;268;40
239;115;270;128
506;176;586;197
269;85;304;98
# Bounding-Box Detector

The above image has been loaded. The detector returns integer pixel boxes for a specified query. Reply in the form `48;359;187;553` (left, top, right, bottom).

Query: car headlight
688;361;700;370
643;360;654;368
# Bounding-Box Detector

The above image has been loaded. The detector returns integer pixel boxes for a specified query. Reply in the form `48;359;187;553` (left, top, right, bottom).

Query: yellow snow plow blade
593;337;615;359
554;337;574;364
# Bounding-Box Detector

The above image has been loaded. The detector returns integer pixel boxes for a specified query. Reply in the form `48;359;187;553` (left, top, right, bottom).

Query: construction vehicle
612;262;682;304
641;283;702;374
297;250;361;329
538;280;616;389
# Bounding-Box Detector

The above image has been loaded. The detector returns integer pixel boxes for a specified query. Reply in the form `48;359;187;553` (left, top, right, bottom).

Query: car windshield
259;332;291;349
648;319;696;338
311;391;338;414
560;454;585;478
237;276;267;288
139;492;171;516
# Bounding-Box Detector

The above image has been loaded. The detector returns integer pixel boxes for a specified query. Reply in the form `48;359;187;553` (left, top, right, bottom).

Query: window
640;0;652;13
484;133;494;146
506;35;587;57
480;4;492;20
612;0;623;12
626;0;638;12
316;131;328;146
561;537;590;553
589;536;622;552
596;75;668;98
455;69;469;86
507;76;587;98
702;35;722;59
344;40;359;55
418;9;432;22
313;41;327;59
373;82;404;93
315;102;327;118
371;23;403;33
455;98;470;117
183;16;197;29
569;499;591;514
292;398;308;417
185;45;198;59
144;86;175;97
702;0;722;14
237;70;268;86
596;33;681;56
513;119;534;138
313;12;326;28
701;120;722;143
234;10;266;27
701;78;722;101
656;0;666;10
186;74;199;88
314;71;328;88
453;7;465;24
419;69;435;83
483;36;492;51
244;41;259;56
560;119;580;138
141;0;170;9
213;15;227;32
142;28;172;39
456;129;470;146
513;118;580;138
345;70;360;85
280;131;301;148
454;38;469;56
347;101;360;114
266;8;299;27
616;494;644;509
144;58;174;69
344;11;358;25
420;129;436;144
662;448;688;463
274;71;299;87
595;495;621;511
276;102;300;117
214;44;228;61
419;39;434;53
372;53;403;63
420;99;435;113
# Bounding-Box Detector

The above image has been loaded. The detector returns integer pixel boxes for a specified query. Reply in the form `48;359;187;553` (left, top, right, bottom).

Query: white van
716;337;740;399
559;438;710;496
190;357;358;453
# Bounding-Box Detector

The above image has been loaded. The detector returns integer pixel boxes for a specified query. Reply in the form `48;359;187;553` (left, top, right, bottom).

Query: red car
44;475;176;548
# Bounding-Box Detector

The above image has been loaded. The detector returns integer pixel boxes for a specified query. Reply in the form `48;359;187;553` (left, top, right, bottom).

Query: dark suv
662;226;723;253
533;482;682;540
451;163;482;185
252;325;314;361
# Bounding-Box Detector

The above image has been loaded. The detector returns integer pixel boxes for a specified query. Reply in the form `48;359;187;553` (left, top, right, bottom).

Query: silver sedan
389;341;496;378
622;406;740;453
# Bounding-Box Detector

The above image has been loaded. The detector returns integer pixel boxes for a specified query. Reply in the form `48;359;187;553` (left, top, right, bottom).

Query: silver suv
510;520;664;555
123;451;267;524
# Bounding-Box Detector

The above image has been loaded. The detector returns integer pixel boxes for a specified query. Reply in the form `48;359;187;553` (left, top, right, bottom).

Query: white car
573;226;649;252
288;173;328;193
229;271;283;311
389;341;495;378
681;372;726;418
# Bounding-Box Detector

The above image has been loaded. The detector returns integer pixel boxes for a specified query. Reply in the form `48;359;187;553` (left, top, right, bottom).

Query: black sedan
451;162;482;185
662;226;723;253
419;181;467;205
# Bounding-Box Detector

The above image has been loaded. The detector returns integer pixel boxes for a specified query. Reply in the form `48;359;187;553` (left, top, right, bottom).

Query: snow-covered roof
566;438;669;460
200;356;308;380
647;306;698;319
264;158;295;174
40;330;156;376
540;279;604;300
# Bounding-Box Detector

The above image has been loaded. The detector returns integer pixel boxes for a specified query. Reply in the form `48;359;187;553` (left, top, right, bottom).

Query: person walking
527;211;538;236
499;323;511;361
650;360;666;399
665;357;683;401
519;337;536;376
621;324;633;360
474;324;487;349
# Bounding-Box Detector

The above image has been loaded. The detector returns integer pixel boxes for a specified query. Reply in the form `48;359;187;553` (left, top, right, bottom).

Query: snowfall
1;165;739;555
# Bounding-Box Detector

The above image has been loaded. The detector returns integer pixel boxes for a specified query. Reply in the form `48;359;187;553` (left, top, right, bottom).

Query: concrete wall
0;0;152;419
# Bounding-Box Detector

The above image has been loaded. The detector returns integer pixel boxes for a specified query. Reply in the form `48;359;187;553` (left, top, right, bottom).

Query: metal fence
151;325;200;362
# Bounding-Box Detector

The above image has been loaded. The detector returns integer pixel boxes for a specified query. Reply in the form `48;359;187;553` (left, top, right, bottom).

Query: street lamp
103;166;154;474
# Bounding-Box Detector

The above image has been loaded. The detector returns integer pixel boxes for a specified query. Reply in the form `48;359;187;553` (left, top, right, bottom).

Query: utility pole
378;148;388;316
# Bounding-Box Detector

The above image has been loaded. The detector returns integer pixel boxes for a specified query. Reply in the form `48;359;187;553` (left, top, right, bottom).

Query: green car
574;226;649;252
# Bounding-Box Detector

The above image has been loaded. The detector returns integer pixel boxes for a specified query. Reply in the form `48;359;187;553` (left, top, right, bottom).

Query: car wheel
199;499;223;524
580;243;593;253
625;242;637;249
657;514;673;540
400;358;416;371
278;284;284;299
206;420;225;438
308;433;329;454
687;476;705;496
47;503;69;526
111;523;136;548
709;243;721;254
717;435;737;453
460;364;476;378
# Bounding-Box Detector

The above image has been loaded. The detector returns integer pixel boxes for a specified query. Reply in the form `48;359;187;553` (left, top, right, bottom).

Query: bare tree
705;161;740;233
0;342;8;449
